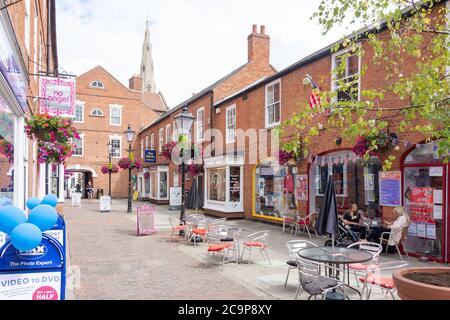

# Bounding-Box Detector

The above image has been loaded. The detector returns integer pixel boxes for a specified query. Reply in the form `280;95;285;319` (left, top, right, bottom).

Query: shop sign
170;187;182;206
0;21;28;111
39;77;76;117
379;171;401;207
99;196;111;212
136;205;156;236
0;216;66;300
295;175;308;201
144;150;157;163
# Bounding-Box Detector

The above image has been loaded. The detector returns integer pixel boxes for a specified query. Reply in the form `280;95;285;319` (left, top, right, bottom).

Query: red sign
409;187;434;215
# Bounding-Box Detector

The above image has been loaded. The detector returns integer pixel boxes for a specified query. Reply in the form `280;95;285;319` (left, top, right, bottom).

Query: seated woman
367;206;410;245
342;203;366;239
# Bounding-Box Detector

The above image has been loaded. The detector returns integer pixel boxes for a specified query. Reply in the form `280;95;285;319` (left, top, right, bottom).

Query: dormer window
90;108;103;117
90;80;104;89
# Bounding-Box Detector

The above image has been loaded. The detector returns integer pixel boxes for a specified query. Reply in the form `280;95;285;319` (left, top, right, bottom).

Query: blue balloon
0;197;13;207
28;204;58;232
26;198;42;211
41;194;58;207
10;223;42;251
0;206;27;234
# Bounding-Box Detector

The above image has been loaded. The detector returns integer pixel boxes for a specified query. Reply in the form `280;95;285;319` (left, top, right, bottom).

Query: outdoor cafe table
297;246;373;297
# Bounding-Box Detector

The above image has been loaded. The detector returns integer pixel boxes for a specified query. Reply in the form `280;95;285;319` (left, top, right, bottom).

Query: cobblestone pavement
64;199;446;300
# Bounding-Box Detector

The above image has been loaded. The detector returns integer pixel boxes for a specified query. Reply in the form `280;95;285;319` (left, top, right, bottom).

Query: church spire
140;19;157;93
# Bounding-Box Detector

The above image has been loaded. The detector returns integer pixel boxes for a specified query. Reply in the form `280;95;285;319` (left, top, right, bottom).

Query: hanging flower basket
118;157;142;170
25;113;80;144
277;150;294;165
101;164;120;174
0;140;14;163
352;131;396;157
37;141;74;164
188;163;204;177
161;141;177;161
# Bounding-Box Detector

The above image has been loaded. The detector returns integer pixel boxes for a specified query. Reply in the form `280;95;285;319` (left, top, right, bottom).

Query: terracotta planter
393;267;450;300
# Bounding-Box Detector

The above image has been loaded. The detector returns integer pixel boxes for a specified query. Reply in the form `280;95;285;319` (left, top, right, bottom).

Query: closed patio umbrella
186;177;203;213
315;174;338;251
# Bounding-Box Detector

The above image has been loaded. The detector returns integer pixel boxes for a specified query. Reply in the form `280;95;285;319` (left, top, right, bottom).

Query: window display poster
379;171;401;207
433;205;443;220
408;223;417;236
295;175;308;201
426;223;436;240
433;189;443;204
364;174;374;191
429;167;443;177
410;187;434;205
416;223;426;238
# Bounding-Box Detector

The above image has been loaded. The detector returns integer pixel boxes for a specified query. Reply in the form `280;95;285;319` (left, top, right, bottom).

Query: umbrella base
190;236;203;243
325;291;345;300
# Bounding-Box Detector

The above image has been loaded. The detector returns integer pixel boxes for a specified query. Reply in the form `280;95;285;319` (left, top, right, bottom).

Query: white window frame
72;134;85;157
150;133;155;150
226;104;236;144
165;124;171;144
140;139;144;159
145;135;150;150
196;107;205;142
109;104;123;126
159;128;164;153
265;79;281;129
90;80;105;89
74;102;84;123
109;135;122;158
90;108;104;117
24;0;30;54
331;45;362;103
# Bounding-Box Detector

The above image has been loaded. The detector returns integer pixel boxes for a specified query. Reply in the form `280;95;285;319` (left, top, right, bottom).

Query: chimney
247;24;270;64
129;74;143;91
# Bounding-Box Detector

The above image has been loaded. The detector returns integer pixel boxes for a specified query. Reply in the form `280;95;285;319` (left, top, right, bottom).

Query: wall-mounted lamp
335;137;342;145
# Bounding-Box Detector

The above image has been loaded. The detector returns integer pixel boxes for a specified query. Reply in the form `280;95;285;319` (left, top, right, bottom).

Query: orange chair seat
192;228;207;235
208;243;233;252
244;241;266;248
349;263;378;271
297;219;310;225
285;217;296;223
359;274;395;289
173;225;187;231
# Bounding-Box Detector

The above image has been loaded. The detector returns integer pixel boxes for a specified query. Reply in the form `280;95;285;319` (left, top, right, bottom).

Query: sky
56;0;352;109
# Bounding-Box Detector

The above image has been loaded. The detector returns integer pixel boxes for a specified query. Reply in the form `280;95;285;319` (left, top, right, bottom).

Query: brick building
138;2;449;263
0;0;58;208
64;22;167;199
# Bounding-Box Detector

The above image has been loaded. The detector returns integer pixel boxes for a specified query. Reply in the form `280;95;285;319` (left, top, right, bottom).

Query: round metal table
297;246;373;298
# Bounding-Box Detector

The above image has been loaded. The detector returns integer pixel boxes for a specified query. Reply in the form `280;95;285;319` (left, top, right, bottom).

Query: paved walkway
64;199;446;300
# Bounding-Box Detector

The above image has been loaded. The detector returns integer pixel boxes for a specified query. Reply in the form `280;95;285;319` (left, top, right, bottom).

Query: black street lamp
124;124;135;213
174;105;195;234
107;141;113;197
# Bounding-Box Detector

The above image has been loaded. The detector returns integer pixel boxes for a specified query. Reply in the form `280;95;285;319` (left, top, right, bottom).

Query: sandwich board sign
137;205;156;236
0;215;66;300
100;196;111;212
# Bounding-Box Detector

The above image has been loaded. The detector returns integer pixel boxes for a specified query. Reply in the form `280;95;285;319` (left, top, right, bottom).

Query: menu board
379;171;401;207
295;175;308;201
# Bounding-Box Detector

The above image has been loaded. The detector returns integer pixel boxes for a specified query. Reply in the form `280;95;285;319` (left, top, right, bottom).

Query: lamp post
174;105;194;234
107;141;113;197
124;124;135;213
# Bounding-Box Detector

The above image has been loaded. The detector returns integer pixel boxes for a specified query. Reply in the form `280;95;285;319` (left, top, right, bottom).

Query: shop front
252;158;298;221
137;168;151;200
203;155;243;216
148;165;169;204
0;10;29;209
402;140;448;263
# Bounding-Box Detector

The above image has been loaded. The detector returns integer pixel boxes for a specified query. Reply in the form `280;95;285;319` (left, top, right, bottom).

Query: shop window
160;172;168;199
150;171;157;199
0;122;14;199
404;141;443;164
144;174;150;194
229;167;241;202
208;167;226;202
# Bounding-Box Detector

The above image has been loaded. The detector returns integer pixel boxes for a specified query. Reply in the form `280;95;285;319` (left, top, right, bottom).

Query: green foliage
281;0;449;169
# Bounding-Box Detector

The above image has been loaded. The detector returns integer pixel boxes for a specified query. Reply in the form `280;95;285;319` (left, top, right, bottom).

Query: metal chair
282;210;299;234
186;214;207;246
380;225;410;260
347;241;383;287
168;217;188;240
205;226;239;269
359;261;409;300
240;230;271;265
296;212;318;239
296;258;346;300
285;240;319;299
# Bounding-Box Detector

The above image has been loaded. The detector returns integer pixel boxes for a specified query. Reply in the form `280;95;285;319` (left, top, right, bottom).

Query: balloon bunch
0;195;59;251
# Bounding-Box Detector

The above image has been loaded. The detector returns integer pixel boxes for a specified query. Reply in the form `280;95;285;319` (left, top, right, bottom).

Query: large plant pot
393;267;450;300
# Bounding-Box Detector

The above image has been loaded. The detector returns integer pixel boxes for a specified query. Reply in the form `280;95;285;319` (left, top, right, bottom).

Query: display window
0;103;14;201
310;151;382;219
207;167;226;202
403;141;447;262
253;158;297;220
149;166;169;201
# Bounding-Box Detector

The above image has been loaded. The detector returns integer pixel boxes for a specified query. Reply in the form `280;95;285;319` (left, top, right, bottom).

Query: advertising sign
0;271;61;300
144;150;157;164
170;187;182;206
295;175;308;201
379;171;401;207
136;205;156;236
100;196;111;212
39;77;76;117
0;20;28;111
409;187;433;215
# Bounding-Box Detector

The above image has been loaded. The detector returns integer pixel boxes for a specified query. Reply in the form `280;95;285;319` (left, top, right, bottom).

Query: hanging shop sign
144;150;157;164
0;16;28;112
39;77;76;117
379;171;401;207
295;175;308;201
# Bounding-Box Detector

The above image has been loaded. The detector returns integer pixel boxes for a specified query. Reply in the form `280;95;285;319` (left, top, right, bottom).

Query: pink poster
295;175;308;201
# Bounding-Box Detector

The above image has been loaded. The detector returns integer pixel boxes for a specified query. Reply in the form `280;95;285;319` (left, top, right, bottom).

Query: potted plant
393;267;450;300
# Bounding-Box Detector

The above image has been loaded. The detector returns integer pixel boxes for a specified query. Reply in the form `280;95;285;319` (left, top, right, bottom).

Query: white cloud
57;0;350;108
